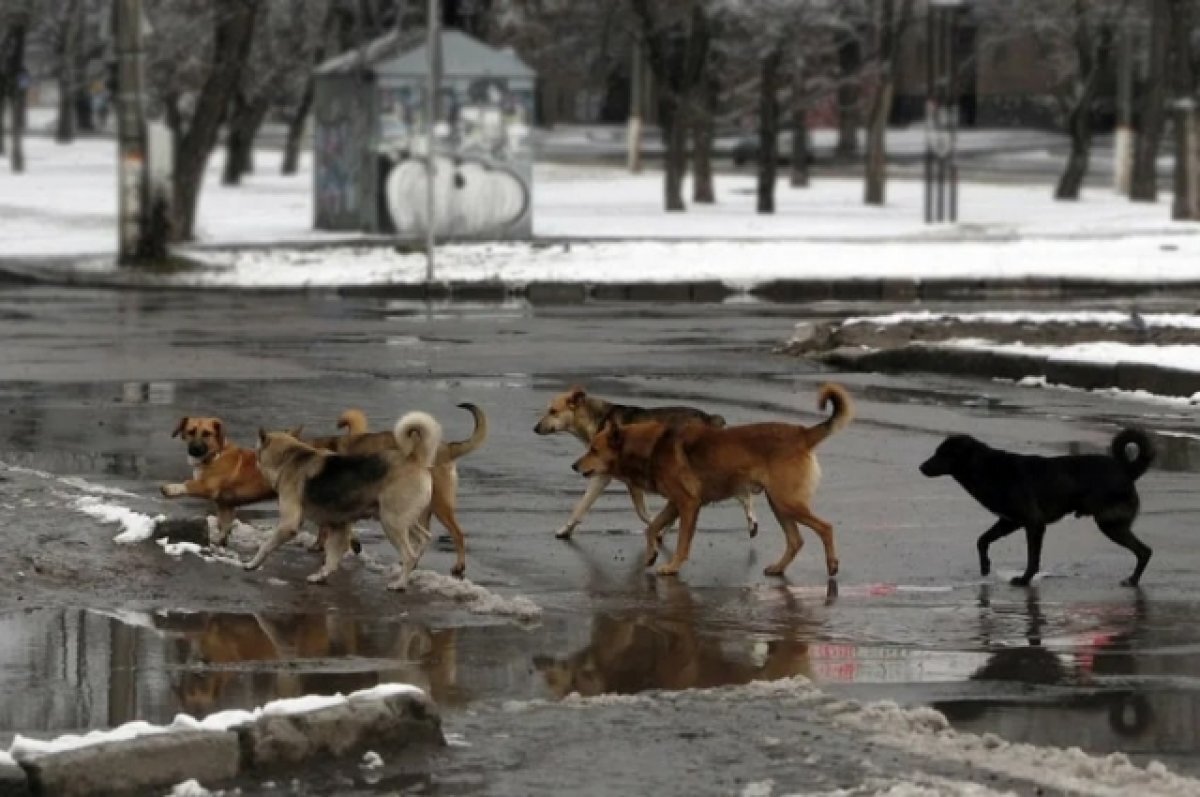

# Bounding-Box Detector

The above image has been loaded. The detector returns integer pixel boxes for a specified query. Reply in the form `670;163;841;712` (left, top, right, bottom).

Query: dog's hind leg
308;524;352;584
431;486;469;579
1011;523;1046;586
1096;517;1152;586
976;519;1019;576
556;473;612;539
737;491;759;538
764;496;805;577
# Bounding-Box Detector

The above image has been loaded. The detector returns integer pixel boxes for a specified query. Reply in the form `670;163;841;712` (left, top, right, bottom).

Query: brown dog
535;386;758;539
161;417;274;546
572;383;853;578
311;403;487;578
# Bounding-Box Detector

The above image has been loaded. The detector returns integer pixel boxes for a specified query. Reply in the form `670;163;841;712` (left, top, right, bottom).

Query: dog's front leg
556;473;612;539
976;519;1020;577
656;502;700;577
643;503;680;567
1012;523;1046;586
629;486;655;526
244;505;302;571
213;505;237;546
388;522;432;592
160;478;216;499
737;490;759;538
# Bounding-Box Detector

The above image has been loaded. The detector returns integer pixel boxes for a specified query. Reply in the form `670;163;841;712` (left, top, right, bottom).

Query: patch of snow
841;310;1200;329
0;750;13;767
742;780;775;797
790;774;1018;796
407;569;542;621
9;683;425;760
360;751;384;770
824;699;1200;797
72;496;164;543
57;476;142;499
1010;375;1200;406
156;538;244;567
165;779;213;797
937;339;1200;373
445;733;471;748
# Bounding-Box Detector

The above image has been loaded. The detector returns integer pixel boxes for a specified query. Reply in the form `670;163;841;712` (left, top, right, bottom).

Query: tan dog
161;416;274;546
572;383;853;578
246;412;442;590
535;387;758;539
311;403;486;578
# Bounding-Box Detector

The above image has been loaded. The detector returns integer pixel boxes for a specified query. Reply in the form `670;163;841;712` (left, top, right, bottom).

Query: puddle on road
0;608;520;741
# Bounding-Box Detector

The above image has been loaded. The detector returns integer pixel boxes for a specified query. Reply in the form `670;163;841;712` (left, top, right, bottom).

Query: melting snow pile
72;496;164;544
407;569;543;621
840;310;1200;330
7;683;424;761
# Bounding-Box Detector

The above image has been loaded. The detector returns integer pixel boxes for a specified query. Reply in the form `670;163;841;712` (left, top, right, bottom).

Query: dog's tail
805;383;854;448
337;408;369;435
393;411;443;468
442;402;488;461
1111;427;1154;480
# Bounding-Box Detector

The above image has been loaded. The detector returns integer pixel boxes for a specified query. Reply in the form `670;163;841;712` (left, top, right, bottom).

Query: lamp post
925;0;962;224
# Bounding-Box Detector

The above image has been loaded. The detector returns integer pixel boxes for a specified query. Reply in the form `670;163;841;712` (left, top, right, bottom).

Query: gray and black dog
920;428;1155;587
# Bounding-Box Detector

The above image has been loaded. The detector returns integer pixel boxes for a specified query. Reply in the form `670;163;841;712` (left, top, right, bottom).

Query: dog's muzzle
919;457;944;477
187;442;209;459
533;421;550;435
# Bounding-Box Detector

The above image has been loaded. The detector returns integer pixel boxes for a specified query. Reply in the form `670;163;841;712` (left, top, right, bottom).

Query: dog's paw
554;523;576;540
351;538;363;555
1121;576;1140;587
451;563;466;579
242;562;260;572
161;483;186;498
386;579;409;592
1010;575;1033;587
980;561;991;576
306;572;328;585
655;564;680;577
643;549;659;568
748;521;759;539
763;564;785;577
826;559;840;578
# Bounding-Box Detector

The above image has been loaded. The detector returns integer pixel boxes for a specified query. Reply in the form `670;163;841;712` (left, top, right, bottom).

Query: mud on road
3;287;1200;794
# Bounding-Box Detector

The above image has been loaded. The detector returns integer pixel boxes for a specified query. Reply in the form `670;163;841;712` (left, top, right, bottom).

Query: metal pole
114;0;148;264
924;7;933;223
424;0;439;284
948;7;958;222
628;44;643;173
1114;17;1133;194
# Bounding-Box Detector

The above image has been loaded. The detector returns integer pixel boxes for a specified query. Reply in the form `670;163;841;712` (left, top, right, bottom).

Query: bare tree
630;0;711;212
4;3;30;173
146;0;260;241
863;0;912;206
1131;0;1169;201
1169;0;1198;219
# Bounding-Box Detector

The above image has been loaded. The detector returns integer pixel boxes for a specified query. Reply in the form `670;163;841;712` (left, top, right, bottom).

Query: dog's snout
571;460;581;473
187;443;207;458
533;421;544;434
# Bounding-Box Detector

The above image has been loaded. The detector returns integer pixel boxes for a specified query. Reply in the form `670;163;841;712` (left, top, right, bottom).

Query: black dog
920;428;1154;587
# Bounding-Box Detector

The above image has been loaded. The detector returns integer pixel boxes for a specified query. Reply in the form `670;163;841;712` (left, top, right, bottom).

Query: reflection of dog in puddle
170;612;459;716
936;585;1153;738
533;581;818;698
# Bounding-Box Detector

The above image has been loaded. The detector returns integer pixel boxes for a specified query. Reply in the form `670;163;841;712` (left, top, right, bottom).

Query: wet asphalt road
2;286;1200;794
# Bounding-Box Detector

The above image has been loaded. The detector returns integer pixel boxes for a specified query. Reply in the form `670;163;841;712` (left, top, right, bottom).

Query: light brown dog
161;416;274;546
572;383;853;578
535;386;758;539
246;411;442;589
311;403;487;578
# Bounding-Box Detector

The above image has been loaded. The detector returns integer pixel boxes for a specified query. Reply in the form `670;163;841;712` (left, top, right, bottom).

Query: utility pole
424;0;440;283
113;0;148;264
627;44;644;173
924;0;961;223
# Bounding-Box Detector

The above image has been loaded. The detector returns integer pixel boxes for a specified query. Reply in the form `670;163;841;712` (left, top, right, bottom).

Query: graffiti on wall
314;92;362;224
378;77;533;238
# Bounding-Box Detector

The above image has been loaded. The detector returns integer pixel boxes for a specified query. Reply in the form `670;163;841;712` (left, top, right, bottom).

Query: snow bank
166;780;213;797
0;750;13;767
1009;375;1200;405
8;683;424;760
408;570;542;621
792;775;1018;797
824;699;1199;797
937;339;1200;372
842;310;1200;330
72;496;164;544
156;538;244;566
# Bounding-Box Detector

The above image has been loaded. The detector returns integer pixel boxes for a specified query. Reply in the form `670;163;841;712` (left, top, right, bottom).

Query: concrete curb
8;258;1200;303
10;689;443;796
821;345;1200;399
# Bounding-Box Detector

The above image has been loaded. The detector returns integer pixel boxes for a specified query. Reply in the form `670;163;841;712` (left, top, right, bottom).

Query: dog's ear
258;427;268;446
566;386;586;408
212;420;225;448
171;417;189;438
609;423;623;448
287;424;305;439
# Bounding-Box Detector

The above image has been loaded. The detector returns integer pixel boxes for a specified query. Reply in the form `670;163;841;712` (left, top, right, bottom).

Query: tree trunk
1131;0;1170;202
791;67;810;188
7;16;27;173
1055;105;1091;199
836;33;861;160
0;82;7;157
172;0;259;241
661;96;687;211
222;93;268;185
281;76;314;175
692;13;719;204
1170;0;1197;220
758;48;782;214
56;0;82;143
863;78;893;204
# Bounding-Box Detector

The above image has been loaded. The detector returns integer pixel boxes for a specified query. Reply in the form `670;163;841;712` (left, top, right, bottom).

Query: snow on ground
406;569;543;621
841;310;1200;329
1;133;1197;263
1010;376;1200;406
71;495;165;543
7;683;424;760
935;339;1200;372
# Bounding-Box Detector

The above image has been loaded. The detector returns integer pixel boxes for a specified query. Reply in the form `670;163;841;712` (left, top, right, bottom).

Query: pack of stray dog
162;382;1160;591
